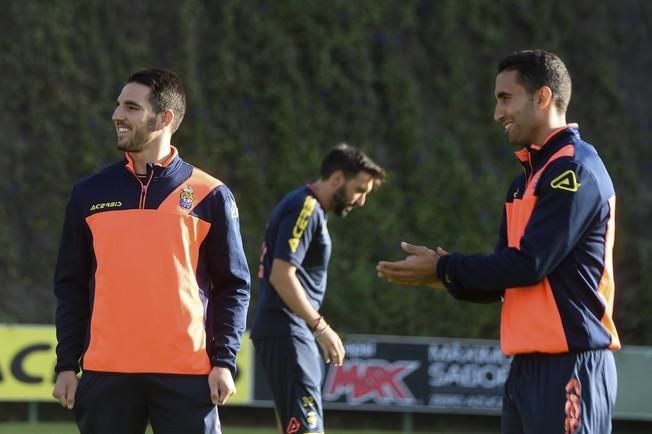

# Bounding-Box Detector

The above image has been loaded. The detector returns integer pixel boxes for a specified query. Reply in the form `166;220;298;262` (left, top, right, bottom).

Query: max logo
323;359;419;404
551;170;581;192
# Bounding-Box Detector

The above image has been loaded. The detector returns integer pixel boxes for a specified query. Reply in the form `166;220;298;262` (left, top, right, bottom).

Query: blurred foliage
1;0;650;345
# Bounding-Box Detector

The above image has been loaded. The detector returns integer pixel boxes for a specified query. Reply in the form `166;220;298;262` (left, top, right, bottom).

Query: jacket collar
123;146;182;177
514;124;579;171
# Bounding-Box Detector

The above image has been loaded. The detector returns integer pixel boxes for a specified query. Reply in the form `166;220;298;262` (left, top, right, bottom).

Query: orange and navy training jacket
436;126;620;355
54;147;250;375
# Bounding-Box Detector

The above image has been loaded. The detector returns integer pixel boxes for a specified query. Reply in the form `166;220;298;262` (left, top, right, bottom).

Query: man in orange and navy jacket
52;68;250;434
378;50;619;434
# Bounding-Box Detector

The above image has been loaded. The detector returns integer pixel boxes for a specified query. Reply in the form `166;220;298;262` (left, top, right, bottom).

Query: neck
533;115;567;147
129;138;172;175
308;179;332;212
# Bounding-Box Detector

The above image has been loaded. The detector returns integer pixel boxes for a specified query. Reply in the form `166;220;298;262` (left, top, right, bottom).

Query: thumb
435;246;449;256
400;241;421;254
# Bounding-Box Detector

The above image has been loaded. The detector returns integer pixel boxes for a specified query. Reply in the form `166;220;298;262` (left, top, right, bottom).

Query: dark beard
117;116;157;152
332;185;350;217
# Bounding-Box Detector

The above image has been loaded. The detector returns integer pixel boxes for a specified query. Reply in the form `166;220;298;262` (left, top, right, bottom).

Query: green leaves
1;0;650;344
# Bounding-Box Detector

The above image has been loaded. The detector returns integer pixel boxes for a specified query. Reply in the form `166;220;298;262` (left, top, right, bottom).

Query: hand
377;241;445;288
315;324;345;366
52;371;78;409
208;366;236;405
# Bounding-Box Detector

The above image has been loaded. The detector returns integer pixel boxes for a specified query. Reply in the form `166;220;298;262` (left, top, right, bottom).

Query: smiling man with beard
52;68;250;434
251;144;385;434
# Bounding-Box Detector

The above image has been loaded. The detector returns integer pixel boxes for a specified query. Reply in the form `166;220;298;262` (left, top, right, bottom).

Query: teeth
118;127;129;133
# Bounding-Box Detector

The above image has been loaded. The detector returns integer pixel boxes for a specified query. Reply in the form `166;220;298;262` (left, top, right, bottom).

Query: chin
117;142;143;152
508;137;527;148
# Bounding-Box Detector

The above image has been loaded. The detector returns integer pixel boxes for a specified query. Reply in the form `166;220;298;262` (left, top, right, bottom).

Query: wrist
313;324;330;339
310;315;325;332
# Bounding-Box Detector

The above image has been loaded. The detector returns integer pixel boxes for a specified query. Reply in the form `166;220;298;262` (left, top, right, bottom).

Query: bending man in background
252;144;385;434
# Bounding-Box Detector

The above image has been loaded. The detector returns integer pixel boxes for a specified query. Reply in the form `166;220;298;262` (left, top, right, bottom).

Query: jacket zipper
130;168;154;209
141;170;154;209
524;152;534;190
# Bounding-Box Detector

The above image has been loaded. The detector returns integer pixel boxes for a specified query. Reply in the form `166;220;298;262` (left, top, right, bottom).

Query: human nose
356;194;367;207
493;103;504;123
112;105;123;121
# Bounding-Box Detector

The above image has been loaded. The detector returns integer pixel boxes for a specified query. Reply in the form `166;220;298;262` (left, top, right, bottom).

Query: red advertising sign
253;335;512;414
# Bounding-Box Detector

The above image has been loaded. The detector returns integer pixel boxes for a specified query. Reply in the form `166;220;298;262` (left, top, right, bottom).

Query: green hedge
1;0;650;345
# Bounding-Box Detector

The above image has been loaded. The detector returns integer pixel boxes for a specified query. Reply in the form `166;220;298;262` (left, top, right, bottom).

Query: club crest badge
179;185;194;209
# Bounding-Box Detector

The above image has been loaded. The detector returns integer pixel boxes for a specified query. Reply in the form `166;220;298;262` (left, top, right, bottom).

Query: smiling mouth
503;122;513;133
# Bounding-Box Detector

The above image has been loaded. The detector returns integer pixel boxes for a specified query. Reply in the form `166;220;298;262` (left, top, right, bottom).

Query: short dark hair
320;144;386;186
498;49;572;114
127;68;186;132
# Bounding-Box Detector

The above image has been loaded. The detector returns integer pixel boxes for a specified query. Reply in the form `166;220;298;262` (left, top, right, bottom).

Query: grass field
0;423;453;434
0;423;494;434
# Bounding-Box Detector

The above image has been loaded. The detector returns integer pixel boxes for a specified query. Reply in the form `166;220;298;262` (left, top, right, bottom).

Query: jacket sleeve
204;186;251;374
53;185;92;373
270;195;319;267
438;159;602;299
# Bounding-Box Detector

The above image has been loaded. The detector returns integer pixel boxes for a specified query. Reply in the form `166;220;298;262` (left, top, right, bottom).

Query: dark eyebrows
116;98;144;109
496;91;511;99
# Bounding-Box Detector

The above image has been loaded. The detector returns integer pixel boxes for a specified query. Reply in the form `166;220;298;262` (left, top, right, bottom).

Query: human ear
161;110;174;127
537;86;553;110
330;170;346;188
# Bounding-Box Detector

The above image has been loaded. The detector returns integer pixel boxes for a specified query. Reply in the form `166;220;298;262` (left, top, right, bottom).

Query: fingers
52;389;66;408
328;337;345;366
208;367;236;405
65;386;75;409
319;344;334;365
376;261;426;285
53;386;74;409
377;242;443;287
381;273;425;286
52;371;77;410
218;384;236;405
377;242;434;276
316;329;346;366
377;261;417;276
376;259;406;272
210;381;235;405
334;337;346;366
209;382;219;404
